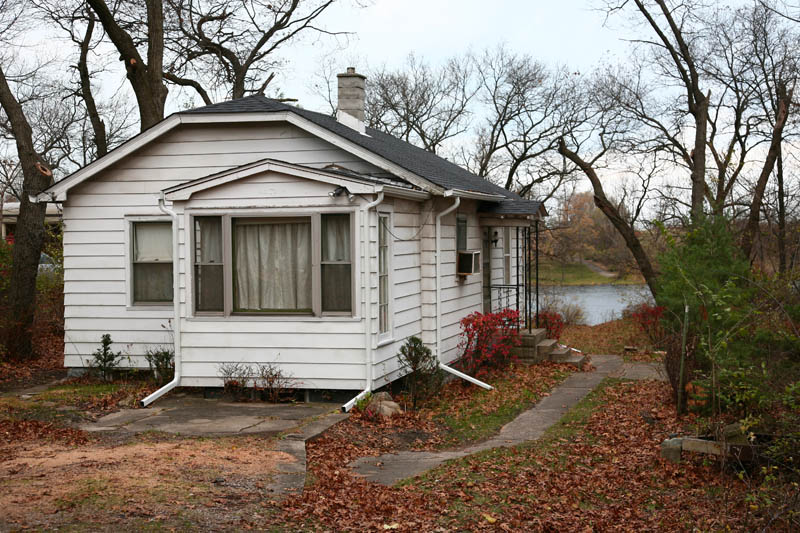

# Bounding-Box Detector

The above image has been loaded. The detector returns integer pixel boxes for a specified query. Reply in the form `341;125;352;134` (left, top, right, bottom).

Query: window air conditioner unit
457;250;481;276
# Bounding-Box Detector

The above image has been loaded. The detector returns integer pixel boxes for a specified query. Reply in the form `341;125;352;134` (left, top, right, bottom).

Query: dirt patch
0;433;293;530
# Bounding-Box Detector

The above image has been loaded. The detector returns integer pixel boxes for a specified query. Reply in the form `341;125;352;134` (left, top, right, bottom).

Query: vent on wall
457;250;481;276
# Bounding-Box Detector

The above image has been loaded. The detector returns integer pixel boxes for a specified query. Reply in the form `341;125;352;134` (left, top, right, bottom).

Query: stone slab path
350;355;666;485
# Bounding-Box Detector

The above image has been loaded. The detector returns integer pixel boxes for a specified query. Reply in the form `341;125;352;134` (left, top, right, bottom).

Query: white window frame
125;215;173;309
185;208;358;319
503;226;512;284
377;211;393;341
456;213;468;251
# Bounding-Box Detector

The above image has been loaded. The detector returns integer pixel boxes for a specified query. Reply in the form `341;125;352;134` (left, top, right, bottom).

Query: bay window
132;221;173;304
192;212;354;316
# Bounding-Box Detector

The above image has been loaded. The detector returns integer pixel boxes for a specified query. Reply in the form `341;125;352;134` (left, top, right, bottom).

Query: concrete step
549;347;587;368
537;338;557;358
550;345;571;358
521;328;547;346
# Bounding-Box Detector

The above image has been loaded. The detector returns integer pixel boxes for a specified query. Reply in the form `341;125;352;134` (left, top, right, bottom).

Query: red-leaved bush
456;309;521;377
629;303;666;345
536;311;565;340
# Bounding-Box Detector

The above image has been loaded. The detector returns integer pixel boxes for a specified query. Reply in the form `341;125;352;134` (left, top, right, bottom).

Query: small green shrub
86;334;124;382
398;336;443;410
144;346;174;386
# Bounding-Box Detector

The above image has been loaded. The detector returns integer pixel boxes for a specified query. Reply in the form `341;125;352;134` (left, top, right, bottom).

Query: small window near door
194;216;224;312
503;227;511;284
456;214;467;251
132;221;173;304
378;213;390;335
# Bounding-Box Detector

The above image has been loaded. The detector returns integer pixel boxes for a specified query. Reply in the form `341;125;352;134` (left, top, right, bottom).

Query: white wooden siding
61;118;532;391
62;122;383;389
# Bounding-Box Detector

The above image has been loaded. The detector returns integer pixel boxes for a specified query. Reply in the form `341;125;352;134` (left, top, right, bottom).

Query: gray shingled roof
479;199;548;217
182;95;544;216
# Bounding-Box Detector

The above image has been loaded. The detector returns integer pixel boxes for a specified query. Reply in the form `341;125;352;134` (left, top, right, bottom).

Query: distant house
34;68;546;408
1;201;61;241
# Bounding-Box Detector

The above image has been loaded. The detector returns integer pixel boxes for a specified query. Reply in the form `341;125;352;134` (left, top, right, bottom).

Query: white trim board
35;111;444;203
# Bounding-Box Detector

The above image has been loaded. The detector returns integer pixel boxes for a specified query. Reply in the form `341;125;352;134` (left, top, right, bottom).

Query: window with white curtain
378;213;390;334
233;218;312;313
503;227;511;284
191;213;354;316
132;221;173;304
194;217;224;312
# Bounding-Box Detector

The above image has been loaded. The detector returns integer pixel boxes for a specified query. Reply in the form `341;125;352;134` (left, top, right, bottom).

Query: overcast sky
272;0;628;111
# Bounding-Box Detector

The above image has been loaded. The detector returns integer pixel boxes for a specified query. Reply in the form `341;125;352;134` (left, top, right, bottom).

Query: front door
482;226;491;312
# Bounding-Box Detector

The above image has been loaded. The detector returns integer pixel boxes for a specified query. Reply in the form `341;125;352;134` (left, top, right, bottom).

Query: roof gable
163;159;382;201
185;95;521;201
38;95;543;217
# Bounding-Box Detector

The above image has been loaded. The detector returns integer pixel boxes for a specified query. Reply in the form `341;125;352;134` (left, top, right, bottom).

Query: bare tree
603;0;710;224
366;53;476;154
737;3;799;259
465;47;579;200
87;0;169;131
164;0;347;103
0;0;57;359
556;73;661;296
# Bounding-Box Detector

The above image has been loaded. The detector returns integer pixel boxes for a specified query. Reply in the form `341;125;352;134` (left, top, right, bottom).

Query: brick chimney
336;67;366;134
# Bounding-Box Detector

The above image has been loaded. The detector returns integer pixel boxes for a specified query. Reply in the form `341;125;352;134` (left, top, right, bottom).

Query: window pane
379;274;388;304
457;215;467;251
234;221;312;312
134;222;172;262
379;304;388;334
195;217;222;264
133;263;172;302
379;245;387;275
195;264;223;312
322;214;350;262
322;264;351;312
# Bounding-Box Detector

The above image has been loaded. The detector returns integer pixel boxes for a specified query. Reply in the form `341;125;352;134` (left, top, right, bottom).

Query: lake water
536;284;651;326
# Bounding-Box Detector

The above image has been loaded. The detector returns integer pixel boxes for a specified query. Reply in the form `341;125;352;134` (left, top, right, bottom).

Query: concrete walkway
81;393;348;498
350;355;666;485
82;395;338;436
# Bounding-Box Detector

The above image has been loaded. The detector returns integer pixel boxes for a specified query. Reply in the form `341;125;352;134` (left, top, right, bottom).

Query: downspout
141;192;182;407
435;194;492;390
342;191;385;412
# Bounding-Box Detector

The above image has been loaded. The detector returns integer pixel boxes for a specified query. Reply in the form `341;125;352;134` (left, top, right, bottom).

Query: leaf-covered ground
273;379;786;532
336;362;573;454
0;326;64;390
561;318;662;362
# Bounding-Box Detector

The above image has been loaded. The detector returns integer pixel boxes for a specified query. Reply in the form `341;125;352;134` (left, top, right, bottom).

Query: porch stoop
516;328;586;368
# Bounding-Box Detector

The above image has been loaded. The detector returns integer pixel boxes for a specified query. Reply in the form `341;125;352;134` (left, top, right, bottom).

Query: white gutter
444;189;507;201
435;194;493;391
141;193;182;407
342;191;385;412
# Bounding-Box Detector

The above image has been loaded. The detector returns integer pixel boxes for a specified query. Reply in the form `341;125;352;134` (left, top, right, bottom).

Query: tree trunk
777;145;786;275
78;12;107;158
690;93;709;224
0;65;53;360
741;85;793;260
558;139;659;298
87;0;168;131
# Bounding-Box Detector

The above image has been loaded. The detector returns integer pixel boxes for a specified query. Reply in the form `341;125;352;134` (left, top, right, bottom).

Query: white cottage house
34;69;546;409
